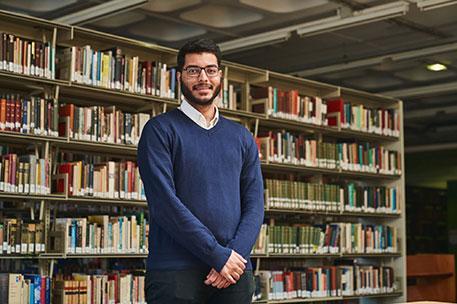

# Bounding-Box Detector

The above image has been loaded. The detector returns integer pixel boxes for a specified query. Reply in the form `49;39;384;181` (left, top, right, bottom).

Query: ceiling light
427;63;447;71
296;1;409;37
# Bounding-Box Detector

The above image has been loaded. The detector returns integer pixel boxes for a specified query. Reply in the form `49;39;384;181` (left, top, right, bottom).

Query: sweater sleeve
137;120;232;272
226;132;264;258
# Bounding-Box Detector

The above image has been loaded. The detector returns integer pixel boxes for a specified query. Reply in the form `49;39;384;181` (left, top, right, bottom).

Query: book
0;273;51;304
0;153;50;195
58;45;177;99
255;265;395;301
264;178;400;214
54;214;148;254
250;85;328;125
258;223;397;255
58;103;150;145
0;33;55;79
53;272;145;304
255;131;401;175
326;98;400;137
55;160;145;200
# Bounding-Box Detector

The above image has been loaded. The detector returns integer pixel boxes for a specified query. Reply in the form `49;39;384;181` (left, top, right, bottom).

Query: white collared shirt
178;99;219;130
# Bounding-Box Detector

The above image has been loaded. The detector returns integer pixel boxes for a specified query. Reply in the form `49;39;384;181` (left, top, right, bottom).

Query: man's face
178;52;222;106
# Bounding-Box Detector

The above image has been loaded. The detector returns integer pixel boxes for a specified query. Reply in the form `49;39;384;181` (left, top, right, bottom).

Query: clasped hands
204;250;247;289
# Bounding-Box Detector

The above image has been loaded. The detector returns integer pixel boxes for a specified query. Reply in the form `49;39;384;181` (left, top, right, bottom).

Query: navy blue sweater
137;109;264;272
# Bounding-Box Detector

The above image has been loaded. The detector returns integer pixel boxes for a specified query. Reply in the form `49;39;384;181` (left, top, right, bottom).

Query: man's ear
176;71;181;85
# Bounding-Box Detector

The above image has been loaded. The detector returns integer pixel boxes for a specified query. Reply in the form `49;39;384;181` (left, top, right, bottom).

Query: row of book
0;272;146;304
327;98;400;137
255;265;395;300
0;153;51;195
57;160;146;200
0;273;51;304
55;214;148;254
0;95;58;136
220;79;240;110
0;33;55;79
254;223;397;255
250;86;328;126
265;178;400;214
59;46;177;98
53;273;146;304
256;131;402;175
58;103;151;145
0;219;45;255
249;86;400;137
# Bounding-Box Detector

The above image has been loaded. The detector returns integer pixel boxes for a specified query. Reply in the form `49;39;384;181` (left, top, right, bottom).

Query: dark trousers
145;268;255;304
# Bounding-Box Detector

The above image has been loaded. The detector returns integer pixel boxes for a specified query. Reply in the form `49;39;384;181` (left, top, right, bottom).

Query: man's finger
212;275;223;287
233;252;247;264
206;269;216;279
204;272;218;285
222;271;236;284
217;278;227;289
232;271;240;281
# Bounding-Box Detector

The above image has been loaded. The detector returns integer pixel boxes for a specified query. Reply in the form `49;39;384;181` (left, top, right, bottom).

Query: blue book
45;276;51;304
24;274;41;304
170;68;176;99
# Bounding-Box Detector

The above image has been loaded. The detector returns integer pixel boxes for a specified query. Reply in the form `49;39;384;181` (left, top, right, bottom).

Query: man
137;38;264;303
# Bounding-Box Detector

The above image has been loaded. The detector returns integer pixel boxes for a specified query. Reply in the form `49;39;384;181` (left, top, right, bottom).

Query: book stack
0;153;51;194
343;183;400;214
256;131;337;167
0;94;58;136
0;273;52;304
56;160;145;200
264;179;400;214
53;272;145;304
256;265;395;301
220;78;240;110
250;86;328;125
327;98;400;137
340;265;395;296
267;224;340;255
59;103;150;145
0;219;45;255
54;214;148;254
261;223;397;255
0;33;56;79
337;142;402;175
265;179;341;211
252;224;268;255
256;131;402;174
257;267;340;300
339;223;397;253
59;46;177;98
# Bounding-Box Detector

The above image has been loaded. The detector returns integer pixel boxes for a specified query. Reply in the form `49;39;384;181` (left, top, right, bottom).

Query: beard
180;77;222;107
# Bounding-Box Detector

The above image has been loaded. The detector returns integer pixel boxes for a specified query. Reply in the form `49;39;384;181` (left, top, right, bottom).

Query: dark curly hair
177;39;221;72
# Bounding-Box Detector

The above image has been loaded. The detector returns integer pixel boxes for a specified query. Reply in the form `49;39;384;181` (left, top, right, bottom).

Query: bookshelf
0;9;405;303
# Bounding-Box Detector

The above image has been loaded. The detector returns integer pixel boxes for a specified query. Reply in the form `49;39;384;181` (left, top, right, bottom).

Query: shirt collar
178;99;219;129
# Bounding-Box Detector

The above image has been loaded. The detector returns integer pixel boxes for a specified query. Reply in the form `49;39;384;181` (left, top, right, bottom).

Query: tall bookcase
0;9;405;304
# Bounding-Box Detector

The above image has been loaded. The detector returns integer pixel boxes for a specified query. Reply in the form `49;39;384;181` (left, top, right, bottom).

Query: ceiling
1;0;456;151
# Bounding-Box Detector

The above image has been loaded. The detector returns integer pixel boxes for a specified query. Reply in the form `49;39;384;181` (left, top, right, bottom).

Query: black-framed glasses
182;65;220;77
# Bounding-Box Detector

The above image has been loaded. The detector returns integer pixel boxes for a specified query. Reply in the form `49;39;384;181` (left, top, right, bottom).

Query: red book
284;271;295;294
326;98;345;127
0;97;6;127
58;104;75;137
40;275;46;304
15;98;21;131
5;97;11;130
58;163;73;195
146;61;152;95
